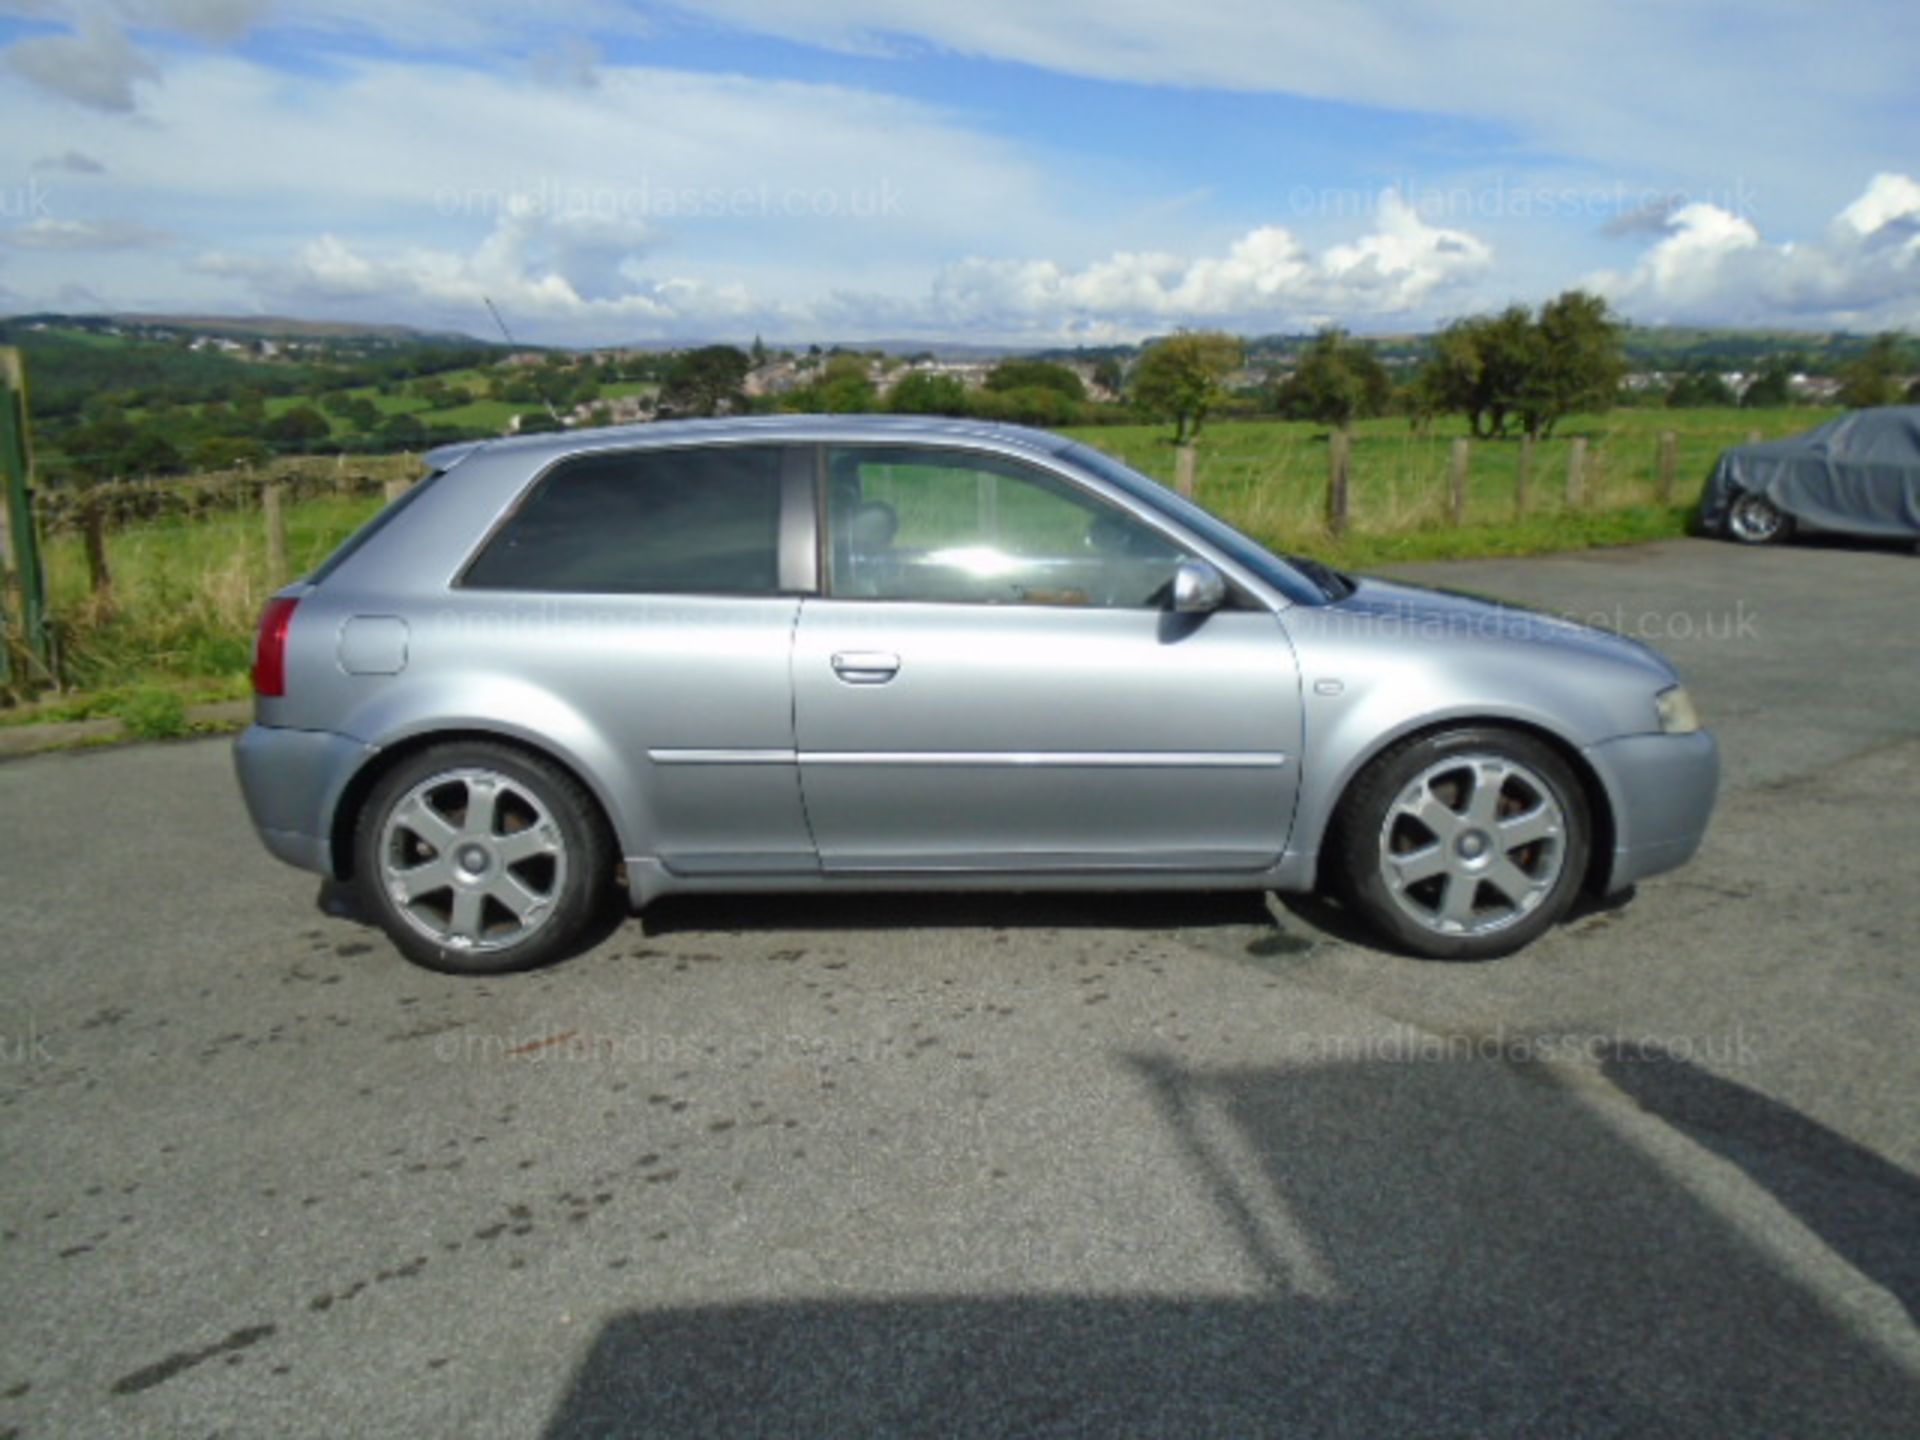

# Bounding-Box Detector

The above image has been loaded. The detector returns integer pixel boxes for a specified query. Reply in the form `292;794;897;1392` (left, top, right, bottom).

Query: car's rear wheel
354;741;617;975
1726;493;1791;545
1332;728;1590;960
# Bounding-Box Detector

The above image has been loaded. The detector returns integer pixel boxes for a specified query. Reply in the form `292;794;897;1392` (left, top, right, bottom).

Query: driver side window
823;446;1186;608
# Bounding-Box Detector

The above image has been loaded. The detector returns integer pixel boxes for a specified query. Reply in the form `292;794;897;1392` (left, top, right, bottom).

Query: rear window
463;444;784;594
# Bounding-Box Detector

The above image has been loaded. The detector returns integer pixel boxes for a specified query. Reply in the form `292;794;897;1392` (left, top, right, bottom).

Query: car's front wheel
1726;492;1791;545
353;741;618;974
1332;728;1590;960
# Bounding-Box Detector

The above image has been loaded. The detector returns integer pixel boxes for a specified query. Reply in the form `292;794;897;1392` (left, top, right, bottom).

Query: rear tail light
252;596;300;698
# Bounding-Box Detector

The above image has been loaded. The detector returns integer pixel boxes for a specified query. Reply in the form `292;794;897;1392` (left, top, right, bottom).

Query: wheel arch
1311;714;1617;899
329;726;626;882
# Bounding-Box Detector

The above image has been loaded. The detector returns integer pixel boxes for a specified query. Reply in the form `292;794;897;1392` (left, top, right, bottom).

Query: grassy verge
7;406;1829;720
23;491;386;710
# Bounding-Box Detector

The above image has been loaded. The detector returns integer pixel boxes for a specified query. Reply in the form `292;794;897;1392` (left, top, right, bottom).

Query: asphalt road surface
3;537;1917;1438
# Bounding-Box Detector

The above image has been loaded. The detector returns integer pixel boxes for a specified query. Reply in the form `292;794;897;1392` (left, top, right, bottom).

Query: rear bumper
232;724;376;880
1584;730;1720;894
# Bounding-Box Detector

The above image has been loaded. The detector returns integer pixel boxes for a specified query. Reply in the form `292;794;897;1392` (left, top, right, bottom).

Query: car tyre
1725;493;1792;545
1332;727;1590;961
354;741;618;975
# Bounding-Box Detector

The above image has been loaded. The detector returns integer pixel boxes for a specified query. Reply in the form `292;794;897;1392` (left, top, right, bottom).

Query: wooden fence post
263;481;288;587
1448;438;1469;526
1326;429;1351;536
1173;443;1196;499
1565;437;1588;508
81;489;113;606
1657;429;1678;505
1515;433;1532;518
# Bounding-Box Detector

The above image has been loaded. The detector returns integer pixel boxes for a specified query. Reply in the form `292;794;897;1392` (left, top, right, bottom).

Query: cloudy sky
0;0;1916;344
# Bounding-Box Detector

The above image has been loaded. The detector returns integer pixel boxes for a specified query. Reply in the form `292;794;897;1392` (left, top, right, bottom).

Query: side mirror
1171;558;1227;614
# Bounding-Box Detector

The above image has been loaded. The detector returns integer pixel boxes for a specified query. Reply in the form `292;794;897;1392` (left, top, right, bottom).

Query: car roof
423;414;1079;475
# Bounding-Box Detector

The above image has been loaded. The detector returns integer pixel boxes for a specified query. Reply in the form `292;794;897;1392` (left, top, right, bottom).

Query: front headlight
1655;685;1702;734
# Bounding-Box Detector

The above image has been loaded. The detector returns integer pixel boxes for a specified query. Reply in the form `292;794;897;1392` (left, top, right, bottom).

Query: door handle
831;651;901;684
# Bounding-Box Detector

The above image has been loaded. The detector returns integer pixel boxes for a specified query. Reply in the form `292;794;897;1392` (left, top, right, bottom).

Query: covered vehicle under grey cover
1699;406;1920;539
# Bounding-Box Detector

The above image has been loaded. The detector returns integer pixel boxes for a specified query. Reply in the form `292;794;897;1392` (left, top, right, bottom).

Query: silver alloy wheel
1377;753;1567;938
378;766;568;954
1728;493;1785;543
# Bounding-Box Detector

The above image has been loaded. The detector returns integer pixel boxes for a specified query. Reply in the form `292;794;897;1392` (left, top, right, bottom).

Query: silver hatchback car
235;416;1717;974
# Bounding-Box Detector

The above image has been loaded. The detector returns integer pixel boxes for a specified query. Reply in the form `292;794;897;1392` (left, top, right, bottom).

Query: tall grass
42;492;384;694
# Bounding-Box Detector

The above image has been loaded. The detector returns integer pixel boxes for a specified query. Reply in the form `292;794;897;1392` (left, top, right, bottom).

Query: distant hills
100;312;484;343
3;311;486;347
3;308;1907;370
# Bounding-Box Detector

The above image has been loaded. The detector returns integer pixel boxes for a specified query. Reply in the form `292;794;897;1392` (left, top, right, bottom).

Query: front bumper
232;724;377;880
1584;730;1720;894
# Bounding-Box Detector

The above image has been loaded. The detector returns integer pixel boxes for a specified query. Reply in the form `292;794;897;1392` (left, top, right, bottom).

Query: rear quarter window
462;444;784;594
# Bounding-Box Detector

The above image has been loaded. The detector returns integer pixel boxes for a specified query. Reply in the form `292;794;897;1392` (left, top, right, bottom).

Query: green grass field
5;405;1835;718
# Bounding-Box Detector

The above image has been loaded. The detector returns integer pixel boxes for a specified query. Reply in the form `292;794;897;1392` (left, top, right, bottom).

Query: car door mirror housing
1171;559;1228;613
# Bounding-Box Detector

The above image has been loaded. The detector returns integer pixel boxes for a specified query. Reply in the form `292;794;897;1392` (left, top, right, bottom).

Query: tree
816;372;877;413
1413;291;1623;439
1740;358;1796;408
887;371;971;416
118;430;185;478
342;396;381;431
1273;327;1391;430
792;354;877;413
263;405;332;448
1665;367;1736;408
660;345;751;417
984;359;1086;403
1130;330;1243;444
1091;356;1125;396
1521;289;1624;437
378;411;427;446
1414;307;1540;438
186;435;272;470
971;385;1076;426
1837;333;1903;409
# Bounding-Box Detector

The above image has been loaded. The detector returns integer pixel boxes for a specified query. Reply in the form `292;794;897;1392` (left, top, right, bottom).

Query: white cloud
194;203;773;337
191;185;1490;343
1837;173;1920;238
0;49;1067;333
1589;173;1920;329
925;192;1489;338
0;215;170;248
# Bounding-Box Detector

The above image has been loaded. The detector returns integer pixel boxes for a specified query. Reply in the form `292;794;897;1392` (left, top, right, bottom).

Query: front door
791;444;1302;872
